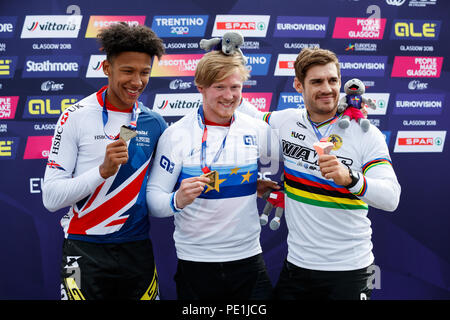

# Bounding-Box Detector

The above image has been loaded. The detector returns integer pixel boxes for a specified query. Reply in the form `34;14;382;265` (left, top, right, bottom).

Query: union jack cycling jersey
42;86;167;243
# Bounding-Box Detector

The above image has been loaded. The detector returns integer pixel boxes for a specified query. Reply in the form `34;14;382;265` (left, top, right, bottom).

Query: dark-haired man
240;47;401;300
42;23;166;300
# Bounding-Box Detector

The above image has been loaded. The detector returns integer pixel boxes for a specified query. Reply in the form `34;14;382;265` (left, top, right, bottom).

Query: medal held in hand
119;125;138;141
202;170;220;192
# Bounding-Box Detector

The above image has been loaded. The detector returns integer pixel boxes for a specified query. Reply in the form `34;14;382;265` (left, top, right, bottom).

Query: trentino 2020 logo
151;15;208;37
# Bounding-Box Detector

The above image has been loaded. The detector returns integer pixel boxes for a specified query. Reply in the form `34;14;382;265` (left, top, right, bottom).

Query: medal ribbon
197;106;234;174
307;112;340;142
101;88;138;140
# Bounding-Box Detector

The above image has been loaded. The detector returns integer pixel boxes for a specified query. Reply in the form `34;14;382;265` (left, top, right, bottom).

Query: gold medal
202;170;220;192
119;125;137;141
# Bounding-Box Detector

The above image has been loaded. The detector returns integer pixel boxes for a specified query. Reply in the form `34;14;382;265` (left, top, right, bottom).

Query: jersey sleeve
42;110;105;212
347;126;401;212
146;126;186;218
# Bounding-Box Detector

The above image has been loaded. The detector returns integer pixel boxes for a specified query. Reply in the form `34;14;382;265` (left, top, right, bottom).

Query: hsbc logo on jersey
394;130;446;152
212;15;270;37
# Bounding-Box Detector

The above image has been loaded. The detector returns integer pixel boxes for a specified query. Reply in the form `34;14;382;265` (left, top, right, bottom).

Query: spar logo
85;16;146;38
86;55;106;78
242;93;272;112
245;54;271;76
22;55;82;78
151;15;208;37
23;95;83;119
0;56;18;79
394;131;446;153
151;54;203;77
390;20;441;40
274;54;297;76
21;15;82;38
23;136;53;159
274;16;328;38
0;96;19;119
212;15;270;37
153;93;202;117
0;16;17;38
391;56;443;78
338;55;387;77
0;137;19;160
393;93;444;115
332;17;386;40
277;93;305;110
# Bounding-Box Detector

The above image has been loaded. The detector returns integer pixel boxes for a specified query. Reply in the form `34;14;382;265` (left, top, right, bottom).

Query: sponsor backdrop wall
0;0;449;300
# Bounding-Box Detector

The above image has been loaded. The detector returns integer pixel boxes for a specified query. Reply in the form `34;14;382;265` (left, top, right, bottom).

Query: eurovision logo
273;16;328;38
338;55;387;77
393;93;444;115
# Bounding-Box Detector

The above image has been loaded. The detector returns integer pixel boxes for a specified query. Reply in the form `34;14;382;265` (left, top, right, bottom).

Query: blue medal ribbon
307;112;340;142
101;88;138;140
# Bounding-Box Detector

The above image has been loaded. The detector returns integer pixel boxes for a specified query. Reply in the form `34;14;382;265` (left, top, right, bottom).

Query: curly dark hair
97;22;165;61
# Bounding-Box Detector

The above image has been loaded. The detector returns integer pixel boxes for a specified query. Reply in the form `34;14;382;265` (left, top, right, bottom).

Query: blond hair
195;51;249;88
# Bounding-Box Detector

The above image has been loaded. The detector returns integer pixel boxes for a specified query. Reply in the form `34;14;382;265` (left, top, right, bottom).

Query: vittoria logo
152;93;202;117
21;15;82;38
86;55;106;78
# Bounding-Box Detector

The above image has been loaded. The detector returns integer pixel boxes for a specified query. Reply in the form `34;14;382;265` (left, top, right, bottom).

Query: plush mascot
259;174;285;231
337;78;376;132
200;31;247;63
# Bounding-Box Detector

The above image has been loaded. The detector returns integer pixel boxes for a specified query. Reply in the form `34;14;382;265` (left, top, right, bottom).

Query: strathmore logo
21;15;82;38
394;130;446;153
212;15;270;37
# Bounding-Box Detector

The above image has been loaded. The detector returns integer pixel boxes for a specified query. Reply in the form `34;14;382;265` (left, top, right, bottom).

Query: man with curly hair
42;23;166;300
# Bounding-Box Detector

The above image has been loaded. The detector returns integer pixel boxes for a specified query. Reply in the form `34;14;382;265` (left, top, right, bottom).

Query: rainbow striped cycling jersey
260;107;400;271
